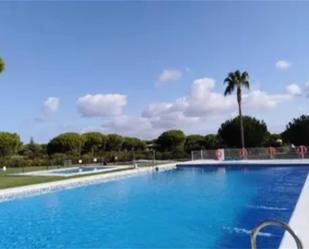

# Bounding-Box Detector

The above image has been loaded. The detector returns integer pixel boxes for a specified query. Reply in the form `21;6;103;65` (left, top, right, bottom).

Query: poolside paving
280;173;309;249
0;163;176;202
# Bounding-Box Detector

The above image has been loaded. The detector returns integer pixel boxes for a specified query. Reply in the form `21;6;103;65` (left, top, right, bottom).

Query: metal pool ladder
251;219;303;249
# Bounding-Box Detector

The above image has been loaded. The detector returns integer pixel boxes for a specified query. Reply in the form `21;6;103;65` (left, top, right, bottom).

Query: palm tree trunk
237;88;245;149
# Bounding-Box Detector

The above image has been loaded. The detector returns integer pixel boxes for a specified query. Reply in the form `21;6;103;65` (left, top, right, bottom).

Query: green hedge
0;150;189;168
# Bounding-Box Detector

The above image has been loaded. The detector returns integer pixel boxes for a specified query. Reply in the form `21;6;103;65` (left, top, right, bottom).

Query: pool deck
177;158;309;166
279;173;309;248
13;165;132;177
0;163;177;202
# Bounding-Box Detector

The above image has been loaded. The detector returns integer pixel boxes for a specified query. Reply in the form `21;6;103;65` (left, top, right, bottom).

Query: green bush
184;135;205;153
204;134;221;149
5;156;30;168
263;133;282;147
28;158;50;167
0;132;21;157
50;153;67;166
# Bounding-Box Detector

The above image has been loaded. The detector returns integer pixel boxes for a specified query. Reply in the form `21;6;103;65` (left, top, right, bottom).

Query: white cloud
304;82;309;97
84;77;293;139
286;84;302;96
156;69;182;86
141;77;292;136
143;102;174;118
285;82;309;98
102;115;154;138
184;78;235;117
145;78;234;121
153;114;200;130
77;94;127;117
37;97;59;121
275;60;292;70
243;90;291;109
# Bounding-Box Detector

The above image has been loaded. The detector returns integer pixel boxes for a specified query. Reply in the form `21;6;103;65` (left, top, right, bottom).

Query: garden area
0;114;308;189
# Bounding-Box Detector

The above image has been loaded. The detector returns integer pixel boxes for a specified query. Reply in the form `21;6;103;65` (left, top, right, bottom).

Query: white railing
191;146;309;161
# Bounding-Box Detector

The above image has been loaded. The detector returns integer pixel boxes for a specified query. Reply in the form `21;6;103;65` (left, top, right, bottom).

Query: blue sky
0;1;308;143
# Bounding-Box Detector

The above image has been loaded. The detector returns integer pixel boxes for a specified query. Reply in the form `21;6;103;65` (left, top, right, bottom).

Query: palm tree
224;70;250;149
0;57;4;74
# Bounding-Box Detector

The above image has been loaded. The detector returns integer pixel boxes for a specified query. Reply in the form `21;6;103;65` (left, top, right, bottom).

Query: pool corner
279;174;309;249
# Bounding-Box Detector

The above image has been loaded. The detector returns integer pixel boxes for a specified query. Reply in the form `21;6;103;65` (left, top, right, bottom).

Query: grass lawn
0;165;141;190
0;166;63;190
0;161;176;190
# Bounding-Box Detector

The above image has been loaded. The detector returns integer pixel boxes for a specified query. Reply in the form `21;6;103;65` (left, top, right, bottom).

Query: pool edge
279;173;309;249
177;159;309;166
177;160;309;248
0;163;177;202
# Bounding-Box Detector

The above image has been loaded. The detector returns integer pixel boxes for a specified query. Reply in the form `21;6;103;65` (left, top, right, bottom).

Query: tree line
2;59;307;167
0;114;308;167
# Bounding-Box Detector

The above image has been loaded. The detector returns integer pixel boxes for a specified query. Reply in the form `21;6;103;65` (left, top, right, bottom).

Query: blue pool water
0;165;308;248
47;166;113;175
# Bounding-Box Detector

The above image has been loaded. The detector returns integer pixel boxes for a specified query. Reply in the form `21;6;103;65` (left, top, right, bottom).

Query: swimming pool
43;166;114;176
14;165;132;177
0;164;308;248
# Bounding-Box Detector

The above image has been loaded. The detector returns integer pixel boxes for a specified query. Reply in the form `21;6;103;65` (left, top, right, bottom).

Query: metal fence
191;146;309;161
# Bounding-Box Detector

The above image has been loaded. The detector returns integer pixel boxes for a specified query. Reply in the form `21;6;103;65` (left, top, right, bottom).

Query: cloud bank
96;77;293;138
156;69;182;87
275;60;292;70
37;97;59;121
77;94;127;117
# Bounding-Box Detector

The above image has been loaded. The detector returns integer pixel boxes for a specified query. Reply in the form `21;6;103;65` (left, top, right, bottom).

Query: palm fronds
0;57;5;73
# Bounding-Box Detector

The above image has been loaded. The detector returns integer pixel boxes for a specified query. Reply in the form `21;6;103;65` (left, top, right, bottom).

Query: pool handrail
251;219;303;249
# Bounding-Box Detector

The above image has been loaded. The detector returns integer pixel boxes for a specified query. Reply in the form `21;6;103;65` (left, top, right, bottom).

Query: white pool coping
0;163;177;203
177;158;309;166
279;174;309;249
13;165;132;177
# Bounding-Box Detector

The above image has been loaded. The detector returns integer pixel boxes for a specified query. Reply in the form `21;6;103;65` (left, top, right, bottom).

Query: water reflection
217;167;226;175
